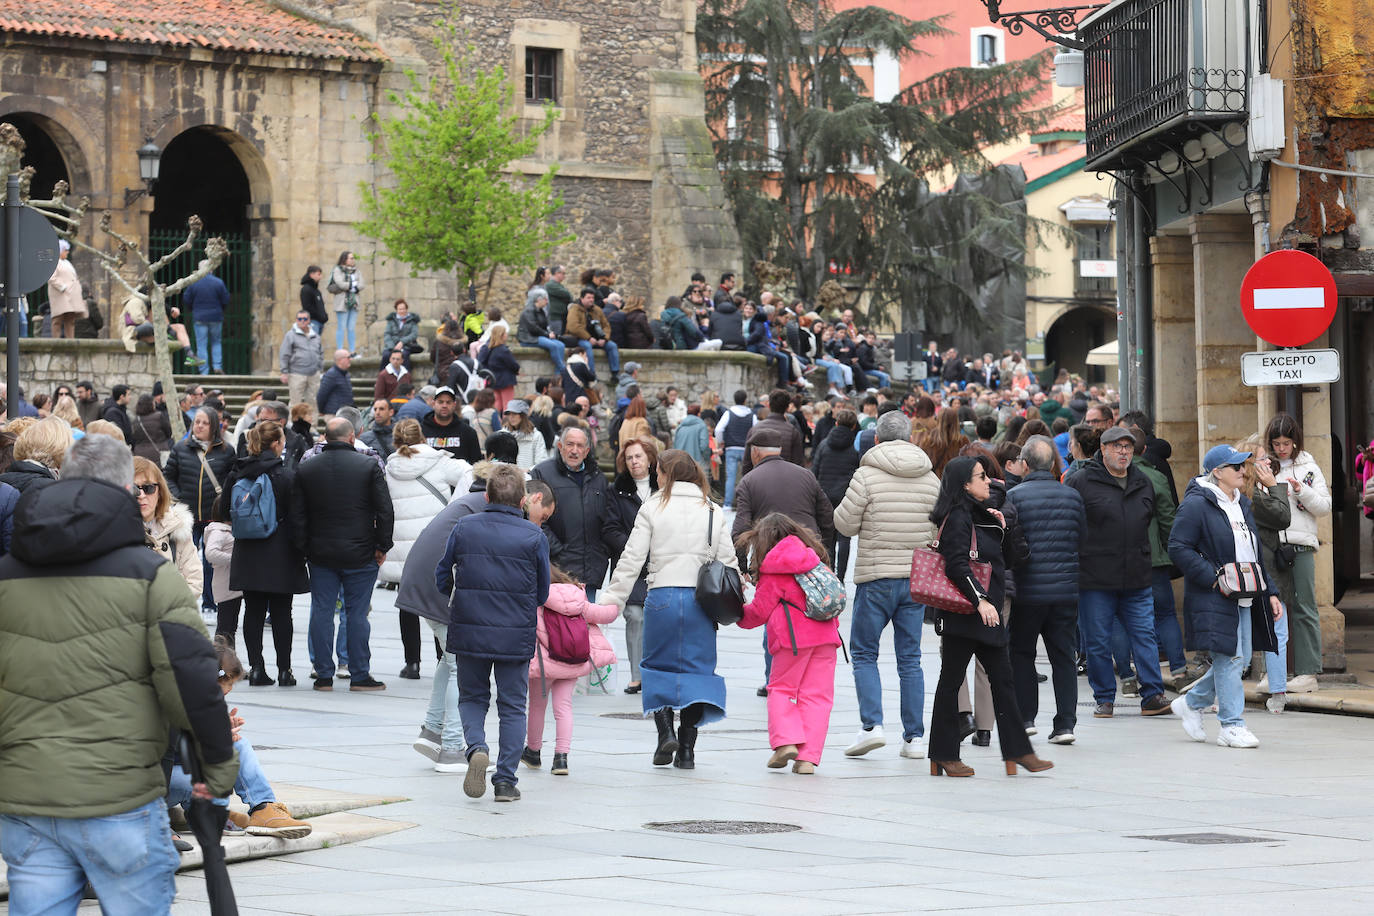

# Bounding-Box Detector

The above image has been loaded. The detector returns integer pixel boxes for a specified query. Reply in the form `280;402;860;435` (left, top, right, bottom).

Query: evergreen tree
698;0;1054;331
358;20;573;303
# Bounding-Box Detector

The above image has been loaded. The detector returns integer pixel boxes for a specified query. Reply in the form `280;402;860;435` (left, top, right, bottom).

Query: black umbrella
178;732;239;915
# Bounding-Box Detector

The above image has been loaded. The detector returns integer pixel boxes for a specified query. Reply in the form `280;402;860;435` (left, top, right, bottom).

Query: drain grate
600;712;646;720
645;820;802;835
1133;832;1276;845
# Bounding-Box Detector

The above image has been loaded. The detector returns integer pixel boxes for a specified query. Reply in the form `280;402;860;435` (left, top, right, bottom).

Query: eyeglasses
971;470;988;481
135;483;159;495
296;317;310;322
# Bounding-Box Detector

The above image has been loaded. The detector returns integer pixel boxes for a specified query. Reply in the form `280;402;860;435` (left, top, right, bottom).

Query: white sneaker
1217;725;1260;748
1171;695;1206;742
1048;730;1076;745
899;737;925;759
1287;674;1318;694
1255;675;1270;695
336;664;350;680
1266;693;1287;714
844;726;886;757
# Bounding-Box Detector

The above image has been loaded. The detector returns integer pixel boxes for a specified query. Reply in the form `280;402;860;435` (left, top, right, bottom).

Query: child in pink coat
524;568;619;775
737;514;842;773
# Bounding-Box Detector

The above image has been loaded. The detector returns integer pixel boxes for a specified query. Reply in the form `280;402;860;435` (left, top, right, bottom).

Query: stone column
1150;232;1198;490
1190;213;1260;454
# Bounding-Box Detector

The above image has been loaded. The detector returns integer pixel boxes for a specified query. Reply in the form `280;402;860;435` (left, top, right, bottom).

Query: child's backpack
230;474;277;540
1355;439;1374;519
793;562;846;621
543;610;591;665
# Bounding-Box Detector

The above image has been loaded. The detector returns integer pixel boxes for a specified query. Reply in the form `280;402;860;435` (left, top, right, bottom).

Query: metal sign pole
5;175;20;413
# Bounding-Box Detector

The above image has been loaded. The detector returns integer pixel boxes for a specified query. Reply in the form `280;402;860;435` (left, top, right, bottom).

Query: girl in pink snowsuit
525;569;619;775
737;514;842;773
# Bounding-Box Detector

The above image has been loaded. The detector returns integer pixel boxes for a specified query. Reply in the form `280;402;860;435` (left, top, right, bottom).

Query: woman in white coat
1265;413;1332;693
382;418;472;678
602;450;739;770
501;400;550;470
48;240;86;339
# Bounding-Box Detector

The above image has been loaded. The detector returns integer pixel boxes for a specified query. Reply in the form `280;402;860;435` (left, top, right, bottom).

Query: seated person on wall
119;288;195;357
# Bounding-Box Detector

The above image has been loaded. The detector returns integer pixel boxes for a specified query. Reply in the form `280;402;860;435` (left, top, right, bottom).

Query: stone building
0;0;739;371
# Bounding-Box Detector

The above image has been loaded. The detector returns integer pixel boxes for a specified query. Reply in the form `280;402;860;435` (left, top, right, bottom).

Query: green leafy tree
698;0;1055;331
358;21;573;304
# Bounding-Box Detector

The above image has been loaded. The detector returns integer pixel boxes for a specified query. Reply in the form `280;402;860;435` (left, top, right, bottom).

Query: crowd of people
0;275;1361;910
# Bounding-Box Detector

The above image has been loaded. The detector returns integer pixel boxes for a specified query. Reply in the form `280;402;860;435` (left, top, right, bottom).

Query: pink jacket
528;582;620;680
740;535;842;655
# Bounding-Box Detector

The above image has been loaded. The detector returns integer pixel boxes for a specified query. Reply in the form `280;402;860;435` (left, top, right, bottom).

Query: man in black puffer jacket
529;424;626;592
707;298;746;350
1004;436;1085;743
810;408;862;581
291;417;394;692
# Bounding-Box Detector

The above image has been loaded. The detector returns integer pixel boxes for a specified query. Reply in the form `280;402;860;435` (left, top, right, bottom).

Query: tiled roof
1036;90;1085;135
0;0;386;63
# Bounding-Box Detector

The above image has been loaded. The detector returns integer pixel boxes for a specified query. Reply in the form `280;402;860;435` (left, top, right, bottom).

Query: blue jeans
0;798;178;915
867;368;891;388
532;336;566;373
1265;607;1289;694
577;339;619;375
424;619;465;750
1079;587;1166;703
922;377;938;393
309;565;376;679
457;656;529;786
723;446;745;508
191;522;215;612
814;358;849;389
850;578;925;740
335;309;357;352
168;738;274;811
1152;568;1187;671
194;320;222;374
309;320;323;337
306;588;349;667
1186;612;1252;727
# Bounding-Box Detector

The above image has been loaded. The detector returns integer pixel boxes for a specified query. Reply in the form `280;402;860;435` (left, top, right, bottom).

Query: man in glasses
280;310;324;409
1065;425;1174;720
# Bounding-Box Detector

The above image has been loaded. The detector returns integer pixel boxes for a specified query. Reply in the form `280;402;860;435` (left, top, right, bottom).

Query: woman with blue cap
1168;444;1285;748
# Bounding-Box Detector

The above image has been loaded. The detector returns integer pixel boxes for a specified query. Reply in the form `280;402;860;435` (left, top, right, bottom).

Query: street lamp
124;138;162;207
977;2;1106;51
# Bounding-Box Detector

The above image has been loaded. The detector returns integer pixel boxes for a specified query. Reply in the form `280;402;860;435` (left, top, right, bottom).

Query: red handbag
909;519;992;614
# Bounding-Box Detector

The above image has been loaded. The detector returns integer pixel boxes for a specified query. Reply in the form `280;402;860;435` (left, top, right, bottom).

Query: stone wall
4;339;171;395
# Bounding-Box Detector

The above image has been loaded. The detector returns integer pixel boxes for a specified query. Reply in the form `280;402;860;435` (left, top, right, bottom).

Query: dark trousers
824;533;851;582
192;522;214;611
929;635;1032;762
1009;601;1078;733
215;596;243;645
400;610;421;666
243;591;294;671
457;656;530;787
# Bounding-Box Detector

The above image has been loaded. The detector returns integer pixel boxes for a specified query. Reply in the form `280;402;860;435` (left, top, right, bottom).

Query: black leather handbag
695;503;744;626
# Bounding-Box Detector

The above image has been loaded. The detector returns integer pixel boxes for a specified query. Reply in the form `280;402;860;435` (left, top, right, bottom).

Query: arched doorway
1044;304;1114;384
0;113;70;199
151;127;254;373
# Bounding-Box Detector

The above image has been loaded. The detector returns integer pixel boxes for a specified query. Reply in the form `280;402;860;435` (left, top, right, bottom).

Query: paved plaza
12;564;1374;915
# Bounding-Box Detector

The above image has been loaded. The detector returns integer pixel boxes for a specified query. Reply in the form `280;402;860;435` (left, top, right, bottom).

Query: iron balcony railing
1083;0;1247;169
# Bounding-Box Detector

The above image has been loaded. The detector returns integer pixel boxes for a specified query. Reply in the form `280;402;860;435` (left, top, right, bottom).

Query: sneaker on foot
1024;721;1038;737
551;753;568;775
1217;725;1260;748
1140;694;1173;716
1266;693;1287;715
336;664;350;680
434;747;467;773
349;676;386;692
494;782;521;802
223;811;248;836
844;725;886;757
245;802;312;839
464;750;490;798
1093;702;1114;718
1287;674;1318;694
521;746;542;769
1171;695;1206;741
1048;729;1076;745
413;727;441;761
1255;674;1271;694
1120;676;1140;698
900;737;925;759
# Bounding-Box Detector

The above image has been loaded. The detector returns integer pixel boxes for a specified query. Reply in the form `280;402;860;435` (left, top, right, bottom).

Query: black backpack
652;318;676;351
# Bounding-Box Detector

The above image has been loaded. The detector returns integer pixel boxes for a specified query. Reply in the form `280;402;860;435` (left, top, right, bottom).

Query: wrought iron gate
149;230;253;374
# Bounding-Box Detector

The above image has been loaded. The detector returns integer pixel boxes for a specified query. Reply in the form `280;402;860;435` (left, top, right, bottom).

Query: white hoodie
380;444;473;583
1275;450;1331;549
1197;475;1259;607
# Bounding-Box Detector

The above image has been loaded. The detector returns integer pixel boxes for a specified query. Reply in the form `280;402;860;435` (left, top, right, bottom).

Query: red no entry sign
1239;250;1337;347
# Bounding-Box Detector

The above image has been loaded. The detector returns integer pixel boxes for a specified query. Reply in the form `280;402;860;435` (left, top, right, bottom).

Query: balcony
1082;0;1247;171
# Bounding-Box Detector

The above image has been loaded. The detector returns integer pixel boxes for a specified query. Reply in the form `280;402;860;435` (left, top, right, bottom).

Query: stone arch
149;121;273;218
1044;303;1115;382
0;99;96;196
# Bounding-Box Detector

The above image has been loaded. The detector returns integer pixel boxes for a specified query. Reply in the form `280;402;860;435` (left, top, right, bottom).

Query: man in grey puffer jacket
833;411;940;761
279;309;324;407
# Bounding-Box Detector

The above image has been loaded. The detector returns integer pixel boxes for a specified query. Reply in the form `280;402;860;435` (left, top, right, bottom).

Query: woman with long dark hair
609;435;660;695
602;450;737;769
916;408;969;478
927;456;1051;777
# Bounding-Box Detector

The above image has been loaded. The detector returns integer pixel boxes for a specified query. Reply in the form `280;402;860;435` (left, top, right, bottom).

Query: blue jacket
183;274;230;323
435;503;550;661
1169;478;1278;656
395;395;429;422
0;481;18;555
316;365;354;416
479;343;521;390
1004;469;1084;605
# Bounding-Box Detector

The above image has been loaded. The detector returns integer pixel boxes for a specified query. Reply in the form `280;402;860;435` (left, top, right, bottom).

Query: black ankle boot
957;712;977;743
247;665;272;687
652;710;678;766
674;724;697;769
